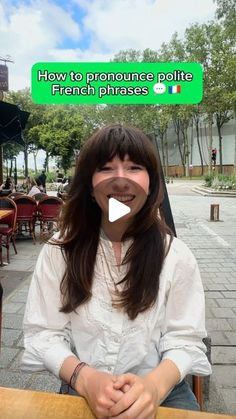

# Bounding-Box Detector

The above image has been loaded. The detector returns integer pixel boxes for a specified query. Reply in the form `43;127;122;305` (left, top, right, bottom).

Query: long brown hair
57;124;173;320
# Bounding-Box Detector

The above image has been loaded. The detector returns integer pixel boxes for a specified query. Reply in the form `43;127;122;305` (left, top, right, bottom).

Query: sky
0;0;217;169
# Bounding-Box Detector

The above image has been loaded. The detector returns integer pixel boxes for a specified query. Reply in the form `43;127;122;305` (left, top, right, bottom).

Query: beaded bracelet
69;362;88;390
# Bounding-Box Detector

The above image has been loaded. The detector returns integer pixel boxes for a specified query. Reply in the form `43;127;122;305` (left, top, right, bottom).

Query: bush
204;173;215;187
45;171;57;183
204;174;236;190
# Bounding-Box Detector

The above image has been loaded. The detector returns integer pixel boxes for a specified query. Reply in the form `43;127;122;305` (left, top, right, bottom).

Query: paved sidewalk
0;189;236;414
169;192;236;415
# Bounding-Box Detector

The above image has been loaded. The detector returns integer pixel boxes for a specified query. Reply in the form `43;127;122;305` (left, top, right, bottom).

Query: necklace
99;239;123;303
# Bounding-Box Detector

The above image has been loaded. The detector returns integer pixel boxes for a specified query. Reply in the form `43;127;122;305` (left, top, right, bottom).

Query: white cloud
0;0;81;90
0;0;217;91
78;0;217;51
49;48;112;62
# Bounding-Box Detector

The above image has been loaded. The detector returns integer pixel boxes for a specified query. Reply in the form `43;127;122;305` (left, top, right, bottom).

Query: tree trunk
10;159;13;177
165;132;169;177
233;102;236;174
216;115;223;174
180;125;189;177
44;151;49;172
184;128;189;177
190;121;194;164
208;114;213;174
160;134;166;176
174;121;185;175
6;159;9;178
0;147;3;184
33;151;38;174
195;118;204;175
24;144;28;178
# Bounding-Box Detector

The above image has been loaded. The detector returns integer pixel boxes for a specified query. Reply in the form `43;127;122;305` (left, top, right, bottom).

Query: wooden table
1;387;235;419
0;209;13;221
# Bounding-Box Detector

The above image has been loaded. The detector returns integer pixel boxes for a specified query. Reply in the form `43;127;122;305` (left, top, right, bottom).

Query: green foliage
45;171;57;183
214;0;236;40
204;173;236;189
204;173;215;186
3;142;22;160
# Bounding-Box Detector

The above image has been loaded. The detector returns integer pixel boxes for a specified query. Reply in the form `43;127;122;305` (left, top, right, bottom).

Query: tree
158;32;186;62
2;143;22;178
37;106;85;173
203;22;235;173
214;0;236;172
6;88;48;177
185;21;235;173
152;108;171;176
214;0;236;39
192;105;204;175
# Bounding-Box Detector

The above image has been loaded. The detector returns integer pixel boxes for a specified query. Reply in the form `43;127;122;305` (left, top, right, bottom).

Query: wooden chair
0;198;17;265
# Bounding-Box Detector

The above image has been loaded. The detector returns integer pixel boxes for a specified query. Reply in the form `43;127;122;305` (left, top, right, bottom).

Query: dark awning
0;101;30;146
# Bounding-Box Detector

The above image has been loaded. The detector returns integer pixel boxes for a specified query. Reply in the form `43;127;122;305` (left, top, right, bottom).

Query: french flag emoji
168;85;181;94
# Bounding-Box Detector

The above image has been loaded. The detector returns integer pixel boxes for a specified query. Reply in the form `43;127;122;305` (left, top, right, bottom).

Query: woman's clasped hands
109;373;159;419
76;367;159;419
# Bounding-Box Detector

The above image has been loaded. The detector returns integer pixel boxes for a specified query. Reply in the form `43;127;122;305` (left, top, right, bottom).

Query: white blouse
22;232;212;383
28;185;41;197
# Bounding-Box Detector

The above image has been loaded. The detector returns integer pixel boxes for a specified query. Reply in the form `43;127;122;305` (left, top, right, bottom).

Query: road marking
198;222;230;247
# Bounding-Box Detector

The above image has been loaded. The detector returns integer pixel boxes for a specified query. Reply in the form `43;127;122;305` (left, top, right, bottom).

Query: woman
22;125;211;418
27;177;42;197
0;177;14;192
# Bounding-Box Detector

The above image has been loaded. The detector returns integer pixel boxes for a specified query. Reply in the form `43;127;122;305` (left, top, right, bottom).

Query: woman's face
92;155;150;221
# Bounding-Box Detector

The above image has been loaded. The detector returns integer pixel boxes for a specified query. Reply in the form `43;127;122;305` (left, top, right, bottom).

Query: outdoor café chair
8;192;24;200
0;197;17;265
33;193;48;202
13;195;38;244
37;196;63;242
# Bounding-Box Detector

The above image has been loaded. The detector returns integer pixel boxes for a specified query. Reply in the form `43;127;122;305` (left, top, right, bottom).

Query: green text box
31;62;203;105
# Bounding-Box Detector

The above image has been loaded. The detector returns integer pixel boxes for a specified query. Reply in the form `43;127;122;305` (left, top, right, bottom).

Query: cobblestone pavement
168;186;236;415
0;182;236;414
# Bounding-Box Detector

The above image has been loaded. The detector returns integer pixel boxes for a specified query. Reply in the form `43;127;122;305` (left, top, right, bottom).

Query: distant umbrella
0;100;30;146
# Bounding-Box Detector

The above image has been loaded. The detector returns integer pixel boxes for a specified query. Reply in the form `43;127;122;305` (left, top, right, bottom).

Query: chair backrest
8;192;24;200
33;193;48;202
0;190;11;197
38;197;63;221
13;196;37;220
0;197;17;230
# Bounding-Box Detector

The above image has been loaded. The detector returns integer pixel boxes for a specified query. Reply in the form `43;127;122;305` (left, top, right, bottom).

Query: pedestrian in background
38;170;47;193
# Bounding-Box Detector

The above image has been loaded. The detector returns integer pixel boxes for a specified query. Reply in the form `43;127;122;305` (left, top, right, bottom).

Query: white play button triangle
108;197;131;222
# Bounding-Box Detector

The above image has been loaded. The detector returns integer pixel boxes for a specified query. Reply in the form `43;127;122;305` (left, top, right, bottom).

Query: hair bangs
91;125;153;170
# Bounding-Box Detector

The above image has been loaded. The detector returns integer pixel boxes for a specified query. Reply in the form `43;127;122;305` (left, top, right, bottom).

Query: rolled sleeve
161;349;193;381
22;240;76;377
159;239;212;380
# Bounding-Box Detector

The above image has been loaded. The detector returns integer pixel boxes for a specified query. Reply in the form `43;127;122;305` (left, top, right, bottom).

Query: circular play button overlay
108;197;131;222
92;177;148;241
